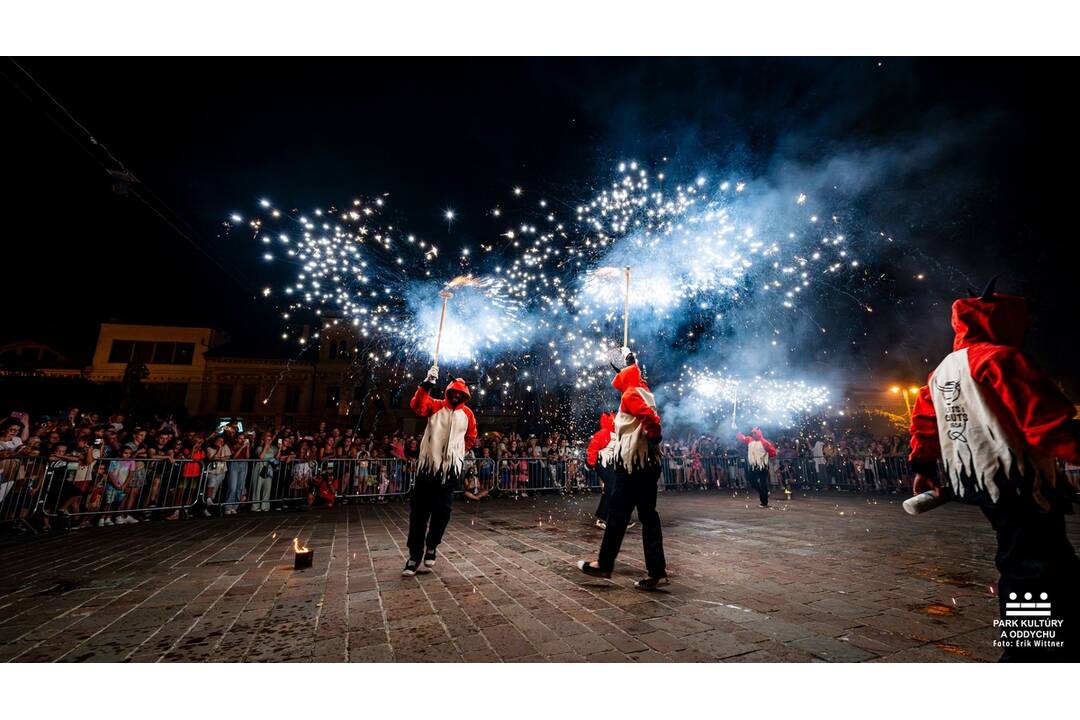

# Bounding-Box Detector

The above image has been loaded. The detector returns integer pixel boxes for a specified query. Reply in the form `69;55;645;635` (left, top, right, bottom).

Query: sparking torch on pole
623;266;631;348
433;289;453;366
432;275;482;365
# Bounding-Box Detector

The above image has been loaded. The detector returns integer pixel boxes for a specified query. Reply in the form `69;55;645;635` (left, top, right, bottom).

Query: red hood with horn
951;293;1028;351
586;412;616;467
910;289;1080;492
445;377;471;404
612;363;649;393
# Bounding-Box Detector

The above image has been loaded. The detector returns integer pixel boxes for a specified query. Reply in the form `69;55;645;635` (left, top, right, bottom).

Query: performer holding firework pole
403;286;478;577
907;278;1080;660
585;268;641;530
578;268;669;590
736;427;777;508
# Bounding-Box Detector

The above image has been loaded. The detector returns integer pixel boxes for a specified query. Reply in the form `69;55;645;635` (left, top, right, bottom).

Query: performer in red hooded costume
736;427;778;507
586;411;617;528
402;364;477;577
586;411;636;530
578;347;668;590
909;278;1080;660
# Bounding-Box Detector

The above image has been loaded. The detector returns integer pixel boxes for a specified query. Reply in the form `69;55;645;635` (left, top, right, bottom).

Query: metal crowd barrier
0;456;50;532
0;449;949;534
484;456;597;496
322;457;415;501
38;458;206;524
774;455;917;493
213;457;329;511
661;456;748;491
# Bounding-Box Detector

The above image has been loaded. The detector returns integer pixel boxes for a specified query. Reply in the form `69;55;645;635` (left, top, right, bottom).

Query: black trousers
982;497;1080;661
594;464;615;521
407;474;455;562
748;466;769;506
598;463;666;578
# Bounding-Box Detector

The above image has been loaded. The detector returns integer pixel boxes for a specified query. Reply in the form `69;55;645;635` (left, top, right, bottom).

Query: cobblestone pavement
2;491;1076;662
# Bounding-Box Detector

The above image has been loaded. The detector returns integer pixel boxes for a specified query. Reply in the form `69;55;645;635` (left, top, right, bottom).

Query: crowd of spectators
1;405;920;533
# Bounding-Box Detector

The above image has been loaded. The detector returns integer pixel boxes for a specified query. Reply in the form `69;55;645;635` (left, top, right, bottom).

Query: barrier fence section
322;457;415;501
37;458;206;524
1;456;50;531
0;451;951;533
461;455;918;495
479;456;597;496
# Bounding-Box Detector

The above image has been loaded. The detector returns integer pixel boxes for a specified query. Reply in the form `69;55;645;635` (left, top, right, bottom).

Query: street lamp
889;385;920;425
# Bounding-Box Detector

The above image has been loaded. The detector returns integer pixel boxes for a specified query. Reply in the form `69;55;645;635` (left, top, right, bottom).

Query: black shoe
576;560;612;579
424;549;437;568
634;575;670;591
402;559;419;577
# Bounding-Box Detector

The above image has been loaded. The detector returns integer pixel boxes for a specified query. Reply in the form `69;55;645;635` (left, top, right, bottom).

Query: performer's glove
421;365;439;391
620;346;636;367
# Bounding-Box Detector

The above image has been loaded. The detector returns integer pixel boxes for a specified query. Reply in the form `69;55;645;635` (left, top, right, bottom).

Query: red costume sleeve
410;386;444;417
735;432;750;445
761;438;778;458
465;407;478;450
622;389;661;439
971;346;1080;464
909;384;941;464
586;429;610;467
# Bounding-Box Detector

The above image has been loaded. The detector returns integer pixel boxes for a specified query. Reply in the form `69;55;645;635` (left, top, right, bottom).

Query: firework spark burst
227;159;885;429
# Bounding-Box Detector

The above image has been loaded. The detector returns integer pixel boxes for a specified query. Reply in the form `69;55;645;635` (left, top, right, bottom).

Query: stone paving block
481;623;537;660
787;635;879;662
2;493;1071;663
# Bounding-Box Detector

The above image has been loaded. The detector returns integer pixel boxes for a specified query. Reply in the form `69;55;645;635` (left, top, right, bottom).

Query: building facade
83;322;418;432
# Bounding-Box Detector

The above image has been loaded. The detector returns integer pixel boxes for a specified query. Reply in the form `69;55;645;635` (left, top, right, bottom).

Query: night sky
3;58;1077;391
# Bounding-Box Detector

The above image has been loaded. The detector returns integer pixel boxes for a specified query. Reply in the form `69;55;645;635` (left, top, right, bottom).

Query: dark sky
3;58;1077;389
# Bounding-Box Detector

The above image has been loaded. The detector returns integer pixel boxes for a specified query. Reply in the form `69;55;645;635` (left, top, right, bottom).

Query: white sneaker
114;516;129;525
125;515;139;524
521;491;529;498
103;518;114;526
595;519;607;529
97;519;106;527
